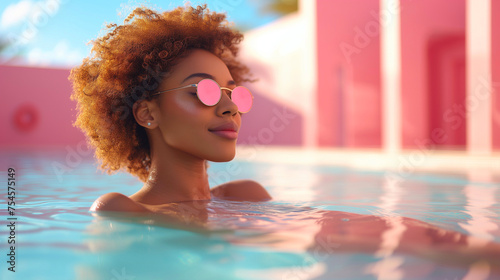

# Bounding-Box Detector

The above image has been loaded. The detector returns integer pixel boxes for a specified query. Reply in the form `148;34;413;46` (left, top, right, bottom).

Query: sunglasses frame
150;78;253;113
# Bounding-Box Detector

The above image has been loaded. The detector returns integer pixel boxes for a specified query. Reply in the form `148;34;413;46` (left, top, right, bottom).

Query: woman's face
152;49;242;162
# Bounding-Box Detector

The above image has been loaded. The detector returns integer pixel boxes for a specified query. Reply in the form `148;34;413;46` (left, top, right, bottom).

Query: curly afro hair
70;5;251;182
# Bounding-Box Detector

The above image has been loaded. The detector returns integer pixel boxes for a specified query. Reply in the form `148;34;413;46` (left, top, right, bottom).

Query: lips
208;122;238;132
208;122;239;139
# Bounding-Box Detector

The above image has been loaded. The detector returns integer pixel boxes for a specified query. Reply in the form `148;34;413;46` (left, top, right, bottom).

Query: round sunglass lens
197;79;221;106
231;86;253;113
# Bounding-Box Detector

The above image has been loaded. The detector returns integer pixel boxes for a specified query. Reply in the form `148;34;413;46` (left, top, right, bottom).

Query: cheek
168;94;201;115
160;94;210;124
159;95;209;135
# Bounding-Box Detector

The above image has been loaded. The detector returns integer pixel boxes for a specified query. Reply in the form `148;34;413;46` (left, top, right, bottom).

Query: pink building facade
316;0;499;153
1;0;499;155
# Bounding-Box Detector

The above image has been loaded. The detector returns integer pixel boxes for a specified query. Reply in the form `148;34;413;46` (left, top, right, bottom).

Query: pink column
380;0;402;154
316;0;381;148
492;0;500;150
466;0;492;155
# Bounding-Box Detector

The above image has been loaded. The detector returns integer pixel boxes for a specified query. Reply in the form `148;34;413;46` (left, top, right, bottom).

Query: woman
70;5;271;213
72;6;500;272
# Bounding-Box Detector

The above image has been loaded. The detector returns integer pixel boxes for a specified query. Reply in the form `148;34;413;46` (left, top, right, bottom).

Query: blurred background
0;0;499;168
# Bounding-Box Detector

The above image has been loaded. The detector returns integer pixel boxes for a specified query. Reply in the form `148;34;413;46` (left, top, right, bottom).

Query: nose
216;89;238;116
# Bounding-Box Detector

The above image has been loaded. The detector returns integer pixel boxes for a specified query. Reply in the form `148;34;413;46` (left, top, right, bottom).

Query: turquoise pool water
0;149;499;280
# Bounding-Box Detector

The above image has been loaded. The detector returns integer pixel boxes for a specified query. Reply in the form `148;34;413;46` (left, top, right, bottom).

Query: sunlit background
0;0;499;173
0;0;292;66
1;2;500;279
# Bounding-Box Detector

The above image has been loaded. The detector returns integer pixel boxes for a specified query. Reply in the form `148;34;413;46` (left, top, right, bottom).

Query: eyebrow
182;72;236;86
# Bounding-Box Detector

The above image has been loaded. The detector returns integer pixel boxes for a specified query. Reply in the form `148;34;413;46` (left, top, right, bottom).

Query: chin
207;150;236;162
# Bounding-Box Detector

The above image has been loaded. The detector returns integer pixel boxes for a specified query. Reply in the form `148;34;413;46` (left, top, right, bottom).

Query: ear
133;100;157;129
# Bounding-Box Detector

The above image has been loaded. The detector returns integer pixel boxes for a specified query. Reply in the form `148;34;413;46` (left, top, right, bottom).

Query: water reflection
80;201;325;280
363;175;406;279
4;150;500;280
79;196;500;280
262;164;320;202
459;170;499;243
458;170;500;280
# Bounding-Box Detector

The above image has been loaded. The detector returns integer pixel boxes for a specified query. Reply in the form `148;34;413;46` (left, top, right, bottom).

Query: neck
130;141;211;205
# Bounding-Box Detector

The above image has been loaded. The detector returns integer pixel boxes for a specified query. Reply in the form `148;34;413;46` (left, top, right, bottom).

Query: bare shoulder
90;192;149;212
211;179;272;202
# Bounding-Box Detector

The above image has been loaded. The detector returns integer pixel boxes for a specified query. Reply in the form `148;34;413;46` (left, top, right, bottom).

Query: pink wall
0;65;84;148
0;64;301;149
400;0;466;149
316;0;381;148
2;0;497;151
237;82;303;146
492;0;500;150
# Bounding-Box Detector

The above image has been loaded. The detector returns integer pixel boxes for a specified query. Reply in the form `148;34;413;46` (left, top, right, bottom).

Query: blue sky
0;0;281;68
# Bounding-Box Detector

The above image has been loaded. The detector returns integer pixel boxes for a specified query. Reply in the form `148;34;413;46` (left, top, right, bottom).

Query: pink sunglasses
151;79;253;113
